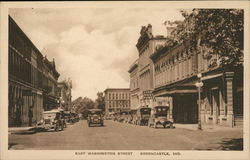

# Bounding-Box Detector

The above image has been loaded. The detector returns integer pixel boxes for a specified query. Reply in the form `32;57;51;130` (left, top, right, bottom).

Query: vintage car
87;109;104;127
105;112;115;120
71;112;79;122
135;107;151;126
36;109;64;131
148;106;174;128
64;111;71;123
128;109;137;124
118;111;130;123
74;113;80;122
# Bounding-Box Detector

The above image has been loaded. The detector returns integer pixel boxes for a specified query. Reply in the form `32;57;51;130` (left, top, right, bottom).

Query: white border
0;1;249;160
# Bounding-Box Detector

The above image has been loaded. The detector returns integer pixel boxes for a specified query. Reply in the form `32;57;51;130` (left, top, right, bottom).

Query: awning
154;88;198;97
201;73;224;81
44;95;59;105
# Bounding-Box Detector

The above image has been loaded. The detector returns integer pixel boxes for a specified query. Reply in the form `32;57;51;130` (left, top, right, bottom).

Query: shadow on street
220;138;243;150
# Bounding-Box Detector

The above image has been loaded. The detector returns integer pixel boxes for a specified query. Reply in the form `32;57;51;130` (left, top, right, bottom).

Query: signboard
142;90;153;99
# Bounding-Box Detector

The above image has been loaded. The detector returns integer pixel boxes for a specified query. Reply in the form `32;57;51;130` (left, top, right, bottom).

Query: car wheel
163;123;166;128
153;123;157;129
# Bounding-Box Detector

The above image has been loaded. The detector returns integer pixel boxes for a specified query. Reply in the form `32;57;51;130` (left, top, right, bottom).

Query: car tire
163;123;166;128
153;123;157;129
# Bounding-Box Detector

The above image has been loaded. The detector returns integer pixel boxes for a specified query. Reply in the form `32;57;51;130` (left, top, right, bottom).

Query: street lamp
195;73;203;130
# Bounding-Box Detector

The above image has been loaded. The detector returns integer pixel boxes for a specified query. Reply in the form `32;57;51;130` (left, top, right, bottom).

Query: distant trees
72;97;95;114
164;9;244;68
95;92;105;112
72;91;105;116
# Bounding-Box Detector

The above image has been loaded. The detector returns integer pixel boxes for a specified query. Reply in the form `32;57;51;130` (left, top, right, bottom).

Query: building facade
150;38;243;127
104;88;130;114
8;16;60;127
57;80;72;111
132;24;167;108
128;59;140;110
43;57;60;111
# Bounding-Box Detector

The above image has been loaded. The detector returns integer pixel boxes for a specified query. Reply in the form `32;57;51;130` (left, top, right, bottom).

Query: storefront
8;80;43;127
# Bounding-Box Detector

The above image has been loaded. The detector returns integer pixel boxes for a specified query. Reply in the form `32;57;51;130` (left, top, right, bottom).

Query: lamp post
195;73;203;130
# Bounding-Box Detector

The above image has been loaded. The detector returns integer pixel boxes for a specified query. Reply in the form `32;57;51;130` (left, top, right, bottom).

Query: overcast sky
9;8;184;100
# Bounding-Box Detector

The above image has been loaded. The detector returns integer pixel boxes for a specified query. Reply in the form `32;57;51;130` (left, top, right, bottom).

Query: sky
9;8;184;100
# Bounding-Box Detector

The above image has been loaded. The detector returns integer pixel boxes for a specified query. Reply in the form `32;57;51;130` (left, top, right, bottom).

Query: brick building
8;16;60;127
128;59;140;110
104;88;130;114
150;35;243;127
129;24;167;109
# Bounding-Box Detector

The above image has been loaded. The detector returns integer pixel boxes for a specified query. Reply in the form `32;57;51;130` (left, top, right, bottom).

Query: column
169;96;173;121
225;72;234;127
212;94;217;125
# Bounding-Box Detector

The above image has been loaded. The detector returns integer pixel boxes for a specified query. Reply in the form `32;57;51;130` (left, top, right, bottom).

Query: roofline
9;16;44;58
104;88;130;93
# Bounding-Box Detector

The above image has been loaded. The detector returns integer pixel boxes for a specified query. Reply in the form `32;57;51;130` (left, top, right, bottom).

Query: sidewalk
8;126;37;135
174;123;243;132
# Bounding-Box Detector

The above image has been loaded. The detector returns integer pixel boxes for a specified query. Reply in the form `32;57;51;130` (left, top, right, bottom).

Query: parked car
113;112;119;121
135;107;151;126
118;111;130;123
148;106;174;128
128;109;137;124
36;109;64;131
72;112;80;122
87;109;104;127
64;111;71;124
105;112;115;120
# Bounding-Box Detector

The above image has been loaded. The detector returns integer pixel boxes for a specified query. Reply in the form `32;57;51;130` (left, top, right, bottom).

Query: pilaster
225;72;234;127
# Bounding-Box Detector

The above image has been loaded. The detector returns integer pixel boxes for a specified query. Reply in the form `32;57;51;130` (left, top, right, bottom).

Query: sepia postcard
0;1;249;160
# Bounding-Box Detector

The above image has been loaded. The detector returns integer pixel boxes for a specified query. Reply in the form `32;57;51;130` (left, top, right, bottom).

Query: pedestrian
28;105;33;126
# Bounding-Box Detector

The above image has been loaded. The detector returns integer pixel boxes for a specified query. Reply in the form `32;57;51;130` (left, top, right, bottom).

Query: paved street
9;120;243;150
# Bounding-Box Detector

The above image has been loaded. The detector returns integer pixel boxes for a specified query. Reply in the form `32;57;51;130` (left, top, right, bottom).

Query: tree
72;96;95;114
95;92;105;112
165;9;243;67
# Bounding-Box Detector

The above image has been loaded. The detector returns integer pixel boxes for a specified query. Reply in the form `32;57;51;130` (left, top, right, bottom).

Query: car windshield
89;111;102;115
43;113;57;119
121;112;128;115
140;108;151;114
155;107;168;116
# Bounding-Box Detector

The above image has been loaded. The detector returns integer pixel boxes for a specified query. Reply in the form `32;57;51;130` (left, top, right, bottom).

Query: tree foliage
72;97;95;113
165;9;243;67
95;92;105;112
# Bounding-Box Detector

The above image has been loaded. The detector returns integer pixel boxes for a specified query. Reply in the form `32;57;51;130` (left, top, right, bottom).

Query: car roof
88;109;102;112
140;107;151;109
43;109;60;113
154;106;169;108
